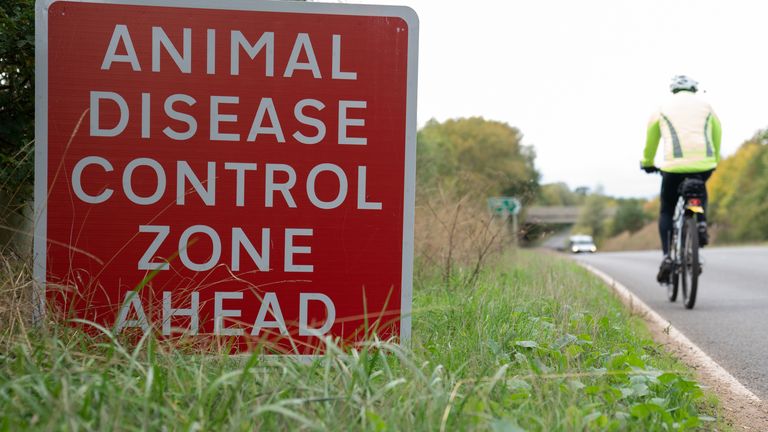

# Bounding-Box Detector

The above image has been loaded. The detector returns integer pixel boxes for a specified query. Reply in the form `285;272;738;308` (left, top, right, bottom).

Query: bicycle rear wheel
668;232;679;302
681;215;700;309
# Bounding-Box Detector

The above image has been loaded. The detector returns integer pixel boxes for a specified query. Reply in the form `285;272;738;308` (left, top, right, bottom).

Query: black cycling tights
659;169;714;256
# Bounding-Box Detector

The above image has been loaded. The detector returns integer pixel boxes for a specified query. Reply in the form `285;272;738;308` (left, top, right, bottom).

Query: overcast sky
354;0;768;197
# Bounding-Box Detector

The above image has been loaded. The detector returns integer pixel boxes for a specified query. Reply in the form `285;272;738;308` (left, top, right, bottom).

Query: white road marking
580;262;760;402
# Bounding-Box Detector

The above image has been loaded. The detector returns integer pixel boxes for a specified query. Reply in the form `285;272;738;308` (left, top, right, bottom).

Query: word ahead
35;0;418;354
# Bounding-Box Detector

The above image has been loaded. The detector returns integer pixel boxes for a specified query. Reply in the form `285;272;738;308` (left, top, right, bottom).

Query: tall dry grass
600;222;661;252
0;138;36;338
414;187;514;290
0;253;34;345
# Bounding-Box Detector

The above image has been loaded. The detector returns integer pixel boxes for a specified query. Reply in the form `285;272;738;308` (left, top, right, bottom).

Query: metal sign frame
34;0;419;347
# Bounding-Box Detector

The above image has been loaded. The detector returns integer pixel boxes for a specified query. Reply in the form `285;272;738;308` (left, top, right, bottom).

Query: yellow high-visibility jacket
642;90;721;173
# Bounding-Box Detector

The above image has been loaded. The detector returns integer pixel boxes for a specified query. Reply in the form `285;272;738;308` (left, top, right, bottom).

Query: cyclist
640;75;721;283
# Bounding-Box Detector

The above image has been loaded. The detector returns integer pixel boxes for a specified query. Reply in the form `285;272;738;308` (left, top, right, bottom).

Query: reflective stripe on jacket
642;91;721;173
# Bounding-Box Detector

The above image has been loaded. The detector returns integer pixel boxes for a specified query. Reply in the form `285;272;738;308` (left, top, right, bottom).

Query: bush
0;0;35;196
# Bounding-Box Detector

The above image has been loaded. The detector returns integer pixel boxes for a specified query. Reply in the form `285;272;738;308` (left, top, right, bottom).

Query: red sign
35;0;418;353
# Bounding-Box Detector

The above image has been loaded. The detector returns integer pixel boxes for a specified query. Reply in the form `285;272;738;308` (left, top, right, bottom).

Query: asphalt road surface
573;246;768;399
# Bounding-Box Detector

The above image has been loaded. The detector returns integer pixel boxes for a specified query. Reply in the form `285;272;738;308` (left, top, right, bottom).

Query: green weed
0;252;725;431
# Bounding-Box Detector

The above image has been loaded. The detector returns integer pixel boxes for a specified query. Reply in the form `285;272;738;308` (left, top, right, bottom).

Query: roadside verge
580;262;768;430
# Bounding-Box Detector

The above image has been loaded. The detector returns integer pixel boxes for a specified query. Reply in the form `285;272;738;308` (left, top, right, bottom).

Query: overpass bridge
525;206;581;224
524;206;617;224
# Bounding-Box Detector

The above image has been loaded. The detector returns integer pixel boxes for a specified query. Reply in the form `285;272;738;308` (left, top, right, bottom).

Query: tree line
708;129;768;243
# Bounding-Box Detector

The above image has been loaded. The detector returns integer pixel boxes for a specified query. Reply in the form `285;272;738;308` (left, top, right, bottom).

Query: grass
600;222;660;252
0;251;725;431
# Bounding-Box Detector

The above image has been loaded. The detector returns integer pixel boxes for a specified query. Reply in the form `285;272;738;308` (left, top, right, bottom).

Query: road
539;228;571;250
573;246;768;399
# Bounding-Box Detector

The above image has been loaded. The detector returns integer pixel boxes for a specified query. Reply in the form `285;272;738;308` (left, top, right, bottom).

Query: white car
569;235;597;253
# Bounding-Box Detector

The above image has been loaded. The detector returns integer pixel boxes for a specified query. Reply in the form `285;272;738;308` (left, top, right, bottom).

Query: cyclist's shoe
657;256;673;283
698;222;709;247
698;253;704;275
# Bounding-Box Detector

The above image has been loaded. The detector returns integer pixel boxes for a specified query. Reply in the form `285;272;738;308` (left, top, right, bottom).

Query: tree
610;199;648;235
573;186;590;196
574;193;608;241
417;117;540;200
0;0;35;194
537;182;585;206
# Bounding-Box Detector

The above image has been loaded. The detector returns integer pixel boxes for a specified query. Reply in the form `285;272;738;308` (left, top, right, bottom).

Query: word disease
77;24;383;340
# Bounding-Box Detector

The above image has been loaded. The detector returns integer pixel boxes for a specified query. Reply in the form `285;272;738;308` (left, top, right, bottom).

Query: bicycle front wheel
681;215;700;309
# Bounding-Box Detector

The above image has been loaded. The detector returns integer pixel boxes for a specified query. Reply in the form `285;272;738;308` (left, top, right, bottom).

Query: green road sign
488;197;521;217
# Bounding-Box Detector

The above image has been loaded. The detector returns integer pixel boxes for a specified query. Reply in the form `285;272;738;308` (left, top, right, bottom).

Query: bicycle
644;166;705;309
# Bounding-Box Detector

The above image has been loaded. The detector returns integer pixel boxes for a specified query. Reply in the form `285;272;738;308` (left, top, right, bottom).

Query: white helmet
670;75;698;93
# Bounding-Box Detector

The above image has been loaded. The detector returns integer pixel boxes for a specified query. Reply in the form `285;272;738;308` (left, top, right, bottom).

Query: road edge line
579;262;760;403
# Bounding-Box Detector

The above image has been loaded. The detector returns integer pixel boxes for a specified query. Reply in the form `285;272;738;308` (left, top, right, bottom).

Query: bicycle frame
671;197;685;260
671;196;704;265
